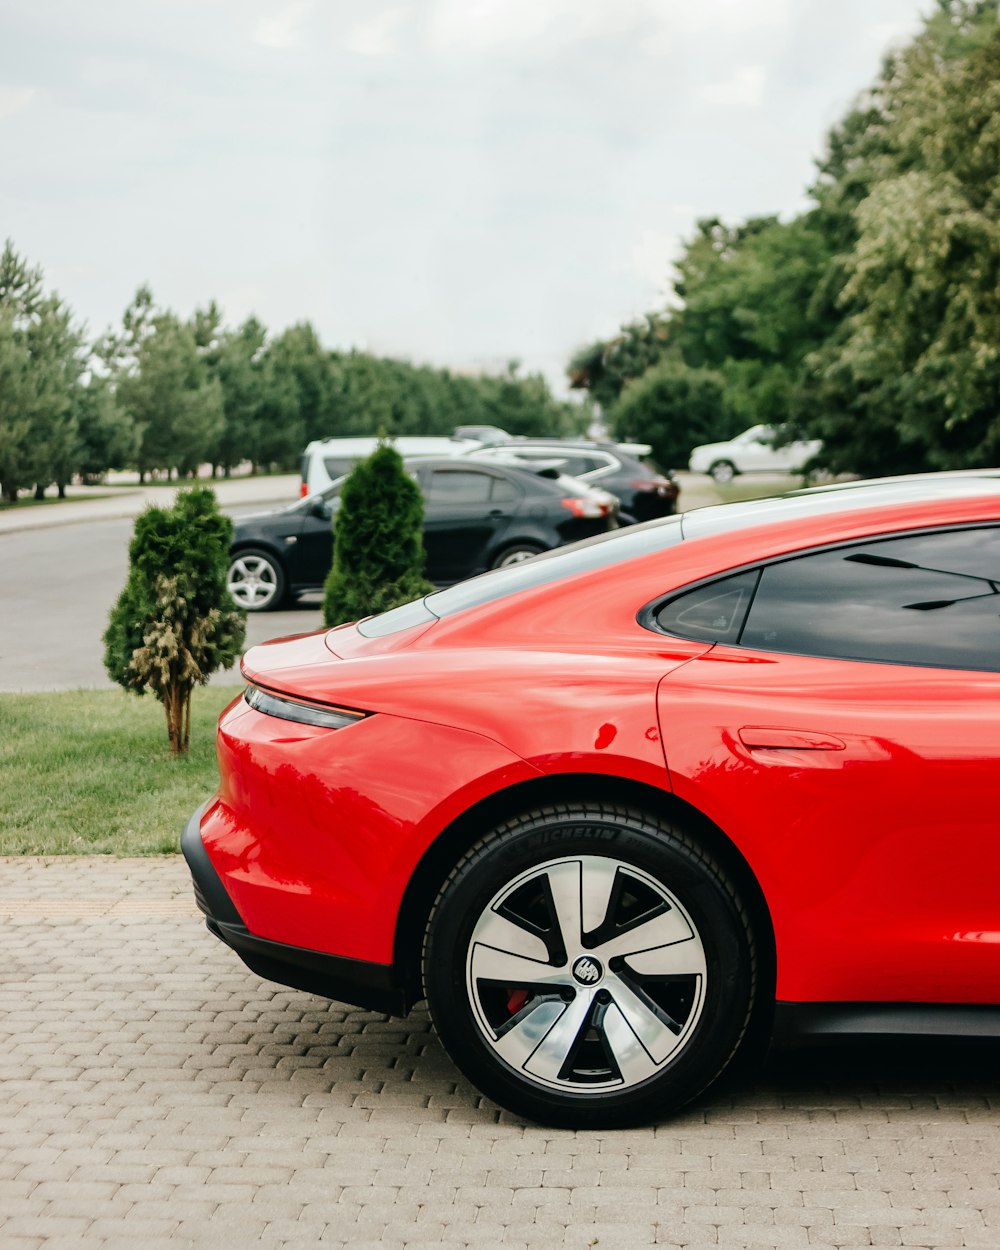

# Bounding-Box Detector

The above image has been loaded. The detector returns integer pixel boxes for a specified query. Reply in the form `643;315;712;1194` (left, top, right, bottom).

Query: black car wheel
226;548;287;612
491;543;545;569
423;803;756;1128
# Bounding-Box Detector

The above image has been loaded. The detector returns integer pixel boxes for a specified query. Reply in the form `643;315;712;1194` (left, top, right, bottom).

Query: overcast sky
1;0;926;392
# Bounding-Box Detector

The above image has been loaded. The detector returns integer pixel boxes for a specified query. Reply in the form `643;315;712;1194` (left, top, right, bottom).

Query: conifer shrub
103;487;246;753
323;443;434;626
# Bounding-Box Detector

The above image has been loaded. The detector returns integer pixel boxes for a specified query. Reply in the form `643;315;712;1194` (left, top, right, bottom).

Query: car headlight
244;685;368;730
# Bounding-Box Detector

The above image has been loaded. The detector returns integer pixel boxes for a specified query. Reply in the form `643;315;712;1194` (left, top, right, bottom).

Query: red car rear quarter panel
203;697;539;962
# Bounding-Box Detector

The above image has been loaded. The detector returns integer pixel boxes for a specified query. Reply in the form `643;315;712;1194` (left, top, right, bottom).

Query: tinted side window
741;527;1000;672
323;456;356;478
427;470;493;504
656;570;760;643
490;476;519;502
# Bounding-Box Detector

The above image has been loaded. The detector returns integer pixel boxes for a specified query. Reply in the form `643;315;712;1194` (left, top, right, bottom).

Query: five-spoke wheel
226;548;286;611
424;804;756;1127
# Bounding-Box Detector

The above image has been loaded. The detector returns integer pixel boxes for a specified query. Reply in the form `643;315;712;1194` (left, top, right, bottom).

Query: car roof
682;469;1000;540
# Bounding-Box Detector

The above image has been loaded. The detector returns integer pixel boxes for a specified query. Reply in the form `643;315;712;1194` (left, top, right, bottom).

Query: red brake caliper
506;989;529;1015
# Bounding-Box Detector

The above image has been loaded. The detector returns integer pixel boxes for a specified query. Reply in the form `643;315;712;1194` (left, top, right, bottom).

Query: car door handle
738;726;846;751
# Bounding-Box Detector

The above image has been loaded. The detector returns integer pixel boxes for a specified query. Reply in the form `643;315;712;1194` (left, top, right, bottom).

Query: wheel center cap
571;955;604;986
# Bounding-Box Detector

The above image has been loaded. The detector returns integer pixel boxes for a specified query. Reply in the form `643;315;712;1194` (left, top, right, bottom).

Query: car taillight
300;482;309;498
244;685;367;730
560;497;610;519
630;476;677;498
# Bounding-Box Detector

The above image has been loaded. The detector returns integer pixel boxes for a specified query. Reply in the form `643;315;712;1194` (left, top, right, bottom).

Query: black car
226;457;619;611
469;439;679;524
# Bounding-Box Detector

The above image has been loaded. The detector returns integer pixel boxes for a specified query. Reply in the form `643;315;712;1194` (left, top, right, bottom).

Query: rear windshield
357;516;684;636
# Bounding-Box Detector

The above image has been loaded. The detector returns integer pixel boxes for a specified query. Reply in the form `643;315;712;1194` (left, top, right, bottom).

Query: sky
0;0;927;394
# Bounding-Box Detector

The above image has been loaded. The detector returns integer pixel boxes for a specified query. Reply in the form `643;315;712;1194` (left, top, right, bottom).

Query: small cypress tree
323;443;434;626
103;487;246;753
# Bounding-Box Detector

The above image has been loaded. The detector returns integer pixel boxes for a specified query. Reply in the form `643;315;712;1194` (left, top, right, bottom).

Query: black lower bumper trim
182;806;411;1017
775;1001;1000;1046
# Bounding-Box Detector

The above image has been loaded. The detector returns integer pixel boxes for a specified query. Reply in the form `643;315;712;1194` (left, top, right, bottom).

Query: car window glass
741;527;1000;672
323;456;355;478
655;570;760;643
490;476;518;502
426;470;494;504
426;516;685;619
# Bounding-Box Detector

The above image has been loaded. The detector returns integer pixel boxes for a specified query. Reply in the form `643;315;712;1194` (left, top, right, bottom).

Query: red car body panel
202;702;540;962
195;485;1000;1015
658;649;1000;1003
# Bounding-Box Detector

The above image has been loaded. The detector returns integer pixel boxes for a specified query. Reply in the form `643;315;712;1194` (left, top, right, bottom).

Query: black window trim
639;520;1000;674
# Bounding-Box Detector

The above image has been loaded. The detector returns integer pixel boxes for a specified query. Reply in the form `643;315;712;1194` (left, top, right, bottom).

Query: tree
107;290;224;480
103;488;246;754
611;361;728;471
0;241;85;502
810;22;1000;470
323;444;434;626
567;315;672;412
73;377;137;484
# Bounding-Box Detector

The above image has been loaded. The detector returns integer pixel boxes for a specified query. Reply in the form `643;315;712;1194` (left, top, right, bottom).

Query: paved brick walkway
1;858;998;1249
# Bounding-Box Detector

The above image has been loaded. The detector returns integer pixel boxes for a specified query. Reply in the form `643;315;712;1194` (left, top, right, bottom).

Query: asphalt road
0;492;323;693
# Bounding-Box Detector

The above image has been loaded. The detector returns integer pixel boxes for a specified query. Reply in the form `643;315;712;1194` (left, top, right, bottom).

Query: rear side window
655;570;760;644
323;456;356;479
426;470;519;503
742;527;1000;672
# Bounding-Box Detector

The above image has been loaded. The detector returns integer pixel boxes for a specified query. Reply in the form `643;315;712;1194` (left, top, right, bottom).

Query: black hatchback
226;456;619;611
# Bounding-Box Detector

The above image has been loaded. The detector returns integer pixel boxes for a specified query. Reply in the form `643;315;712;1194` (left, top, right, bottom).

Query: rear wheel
423;803;756;1127
226;548;286;611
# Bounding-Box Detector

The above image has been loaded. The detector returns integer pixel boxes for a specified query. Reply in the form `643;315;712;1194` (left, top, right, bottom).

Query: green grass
0;686;242;855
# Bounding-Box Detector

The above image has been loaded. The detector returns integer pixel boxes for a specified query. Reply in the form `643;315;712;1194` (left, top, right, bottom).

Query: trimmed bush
323;443;434;626
103;487;246;753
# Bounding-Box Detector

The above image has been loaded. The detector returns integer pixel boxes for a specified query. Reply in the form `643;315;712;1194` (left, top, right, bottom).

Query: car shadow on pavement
177;986;1000;1125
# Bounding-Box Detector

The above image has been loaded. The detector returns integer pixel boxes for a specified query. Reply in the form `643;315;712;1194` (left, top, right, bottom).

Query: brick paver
1;857;998;1249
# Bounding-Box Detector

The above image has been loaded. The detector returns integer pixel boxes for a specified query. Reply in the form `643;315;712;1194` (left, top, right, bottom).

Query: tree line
569;0;1000;477
0;253;585;504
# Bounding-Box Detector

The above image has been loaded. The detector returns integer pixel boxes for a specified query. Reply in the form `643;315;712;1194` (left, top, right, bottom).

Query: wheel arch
230;538;287;562
393;771;776;1014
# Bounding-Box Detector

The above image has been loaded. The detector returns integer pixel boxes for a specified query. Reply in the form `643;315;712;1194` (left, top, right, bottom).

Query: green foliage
570;2;1000;480
611;361;729;471
0;688;237;855
103;488;246;754
323;444;434;627
110;292;225;480
0;241;85;502
568;316;671;411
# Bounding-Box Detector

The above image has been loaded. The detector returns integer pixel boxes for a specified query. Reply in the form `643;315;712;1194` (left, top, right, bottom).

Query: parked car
299;436;480;498
469;438;679;523
227;456;618;610
688;424;822;483
187;469;1000;1127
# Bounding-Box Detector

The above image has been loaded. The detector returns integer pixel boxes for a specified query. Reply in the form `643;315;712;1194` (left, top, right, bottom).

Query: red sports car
184;472;1000;1127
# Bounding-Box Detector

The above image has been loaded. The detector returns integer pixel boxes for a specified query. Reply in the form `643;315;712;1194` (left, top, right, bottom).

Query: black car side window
426;470;494;504
741;526;1000;672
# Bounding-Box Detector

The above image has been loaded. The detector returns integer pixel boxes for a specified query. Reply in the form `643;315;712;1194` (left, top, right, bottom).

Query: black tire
490;543;545;570
423;803;756;1128
226;547;287;612
709;460;737;484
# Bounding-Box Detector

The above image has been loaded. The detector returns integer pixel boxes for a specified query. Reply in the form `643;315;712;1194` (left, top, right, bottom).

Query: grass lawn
0;686;242;855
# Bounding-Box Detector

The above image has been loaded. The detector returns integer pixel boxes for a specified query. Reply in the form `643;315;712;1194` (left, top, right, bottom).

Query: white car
299;436;480;498
688;425;822;484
